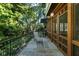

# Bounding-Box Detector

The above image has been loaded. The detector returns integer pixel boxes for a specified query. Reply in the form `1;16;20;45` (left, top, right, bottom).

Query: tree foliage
0;3;46;39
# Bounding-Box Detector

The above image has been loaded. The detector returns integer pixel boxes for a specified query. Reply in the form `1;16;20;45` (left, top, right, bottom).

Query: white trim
45;3;52;16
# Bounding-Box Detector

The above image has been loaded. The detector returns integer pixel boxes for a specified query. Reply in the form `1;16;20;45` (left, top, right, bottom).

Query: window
53;23;55;32
59;12;67;36
60;23;63;31
73;4;79;56
73;45;79;56
74;4;79;40
52;15;59;34
52;18;56;33
56;15;59;34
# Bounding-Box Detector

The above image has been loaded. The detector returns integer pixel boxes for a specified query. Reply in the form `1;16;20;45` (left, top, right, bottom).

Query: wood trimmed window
72;3;79;56
74;4;79;40
52;16;56;33
59;11;67;36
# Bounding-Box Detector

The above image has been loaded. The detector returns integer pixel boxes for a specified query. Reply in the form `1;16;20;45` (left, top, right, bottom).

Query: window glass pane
60;23;63;31
74;4;79;40
64;23;67;31
56;24;57;31
52;19;56;33
53;23;55;32
73;45;79;56
59;12;67;36
56;15;59;34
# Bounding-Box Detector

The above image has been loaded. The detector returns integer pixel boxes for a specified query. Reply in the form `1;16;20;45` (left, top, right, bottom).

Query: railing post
10;40;11;56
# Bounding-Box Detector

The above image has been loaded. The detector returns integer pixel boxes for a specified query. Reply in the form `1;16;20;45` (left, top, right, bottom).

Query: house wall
46;3;79;56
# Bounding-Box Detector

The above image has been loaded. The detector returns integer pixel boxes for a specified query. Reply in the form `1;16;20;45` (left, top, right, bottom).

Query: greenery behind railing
0;32;33;56
0;3;46;56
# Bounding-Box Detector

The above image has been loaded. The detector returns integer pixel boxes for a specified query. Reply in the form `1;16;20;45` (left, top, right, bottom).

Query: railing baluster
0;33;33;56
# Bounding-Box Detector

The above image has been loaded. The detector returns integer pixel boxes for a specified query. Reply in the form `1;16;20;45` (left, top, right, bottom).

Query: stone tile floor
18;32;63;56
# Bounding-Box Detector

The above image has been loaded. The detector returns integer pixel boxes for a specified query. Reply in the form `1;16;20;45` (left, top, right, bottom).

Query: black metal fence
0;33;33;56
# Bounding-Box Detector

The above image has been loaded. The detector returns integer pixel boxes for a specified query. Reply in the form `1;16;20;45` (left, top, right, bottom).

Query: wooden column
51;17;53;40
67;4;73;56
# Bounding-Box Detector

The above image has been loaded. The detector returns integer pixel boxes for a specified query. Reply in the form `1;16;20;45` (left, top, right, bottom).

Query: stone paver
18;32;63;56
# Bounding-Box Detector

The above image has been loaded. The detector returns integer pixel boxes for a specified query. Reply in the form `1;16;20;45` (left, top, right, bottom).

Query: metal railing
0;33;33;56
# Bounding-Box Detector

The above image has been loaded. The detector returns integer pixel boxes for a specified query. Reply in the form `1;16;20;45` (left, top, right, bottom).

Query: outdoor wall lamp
50;13;54;17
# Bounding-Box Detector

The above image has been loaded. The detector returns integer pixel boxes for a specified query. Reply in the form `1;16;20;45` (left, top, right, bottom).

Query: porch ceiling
46;3;58;16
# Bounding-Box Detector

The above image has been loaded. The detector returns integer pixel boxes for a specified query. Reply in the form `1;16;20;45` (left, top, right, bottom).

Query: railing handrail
0;32;33;56
0;34;27;44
